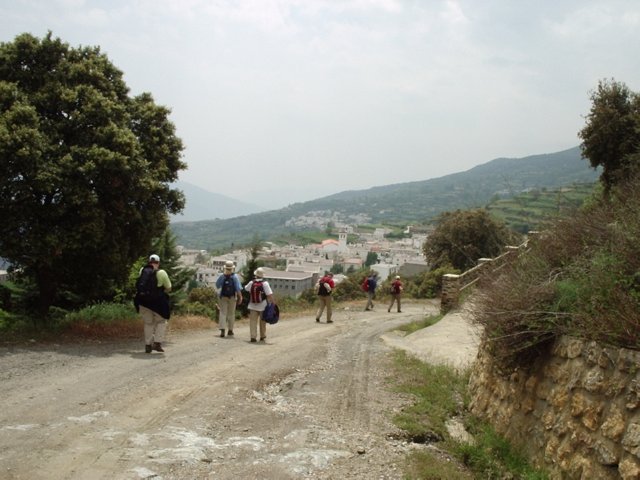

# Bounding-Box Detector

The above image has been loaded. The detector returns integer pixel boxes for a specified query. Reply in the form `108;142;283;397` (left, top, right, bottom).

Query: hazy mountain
170;181;263;222
172;146;599;250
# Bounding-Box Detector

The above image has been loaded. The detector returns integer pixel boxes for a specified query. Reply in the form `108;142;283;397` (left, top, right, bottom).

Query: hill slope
172;146;599;250
170;181;263;222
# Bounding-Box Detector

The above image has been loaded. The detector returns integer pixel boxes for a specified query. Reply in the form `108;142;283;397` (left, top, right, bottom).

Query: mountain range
171;146;600;250
170;181;262;222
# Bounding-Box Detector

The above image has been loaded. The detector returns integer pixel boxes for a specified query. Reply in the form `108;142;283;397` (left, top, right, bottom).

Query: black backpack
136;265;160;299
220;274;235;297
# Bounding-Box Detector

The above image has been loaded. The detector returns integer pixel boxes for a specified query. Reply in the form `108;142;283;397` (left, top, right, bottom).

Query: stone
571;392;588;417
619;457;640;480
584;368;606;394
549;387;570;408
567;454;593;479
565;338;585;359
601;405;626;441
594;439;619;466
622;423;640;456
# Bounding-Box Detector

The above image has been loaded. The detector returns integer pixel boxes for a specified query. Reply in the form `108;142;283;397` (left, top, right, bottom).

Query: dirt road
0;300;441;480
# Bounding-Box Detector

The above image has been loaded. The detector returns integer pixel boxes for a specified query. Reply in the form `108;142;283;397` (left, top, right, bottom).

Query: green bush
64;302;138;325
180;301;216;319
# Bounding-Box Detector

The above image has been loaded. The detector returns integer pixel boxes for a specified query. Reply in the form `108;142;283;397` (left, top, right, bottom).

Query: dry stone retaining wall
468;336;640;479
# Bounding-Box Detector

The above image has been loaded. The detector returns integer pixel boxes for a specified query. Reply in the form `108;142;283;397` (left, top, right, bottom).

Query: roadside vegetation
474;171;640;367
390;348;547;479
474;79;640;367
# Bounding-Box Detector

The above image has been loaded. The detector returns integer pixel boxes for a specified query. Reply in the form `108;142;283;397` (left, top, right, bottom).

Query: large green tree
0;33;186;316
579;79;640;192
423;209;519;271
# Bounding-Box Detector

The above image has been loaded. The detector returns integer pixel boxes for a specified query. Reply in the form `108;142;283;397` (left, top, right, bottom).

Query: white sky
2;1;639;209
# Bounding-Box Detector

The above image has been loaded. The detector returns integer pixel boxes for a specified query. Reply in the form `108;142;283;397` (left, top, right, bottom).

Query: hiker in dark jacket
134;254;172;353
215;261;243;338
365;273;377;311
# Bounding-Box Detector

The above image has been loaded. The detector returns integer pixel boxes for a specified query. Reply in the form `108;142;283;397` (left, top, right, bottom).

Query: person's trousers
140;305;167;344
316;295;332;321
388;294;401;312
218;296;237;331
366;291;375;310
249;309;266;340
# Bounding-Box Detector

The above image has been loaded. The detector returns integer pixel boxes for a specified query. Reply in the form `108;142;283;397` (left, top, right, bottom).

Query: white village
180;223;431;298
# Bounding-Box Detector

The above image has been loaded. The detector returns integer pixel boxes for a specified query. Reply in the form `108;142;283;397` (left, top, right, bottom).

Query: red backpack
250;280;265;303
361;278;369;292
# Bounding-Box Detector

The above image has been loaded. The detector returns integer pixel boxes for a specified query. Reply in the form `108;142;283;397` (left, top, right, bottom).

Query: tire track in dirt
0;301;439;479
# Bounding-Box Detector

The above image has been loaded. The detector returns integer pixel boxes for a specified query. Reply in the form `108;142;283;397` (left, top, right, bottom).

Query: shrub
64;302;138;325
473;173;640;367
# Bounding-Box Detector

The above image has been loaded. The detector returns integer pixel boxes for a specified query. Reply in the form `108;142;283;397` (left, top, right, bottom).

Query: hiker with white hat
215;261;243;338
244;267;275;343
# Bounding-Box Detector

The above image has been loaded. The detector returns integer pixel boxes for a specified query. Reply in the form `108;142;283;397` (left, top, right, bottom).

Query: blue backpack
220;274;235;297
262;303;280;324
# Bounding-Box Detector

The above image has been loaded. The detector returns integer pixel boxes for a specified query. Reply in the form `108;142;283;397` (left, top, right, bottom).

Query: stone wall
468;336;640;479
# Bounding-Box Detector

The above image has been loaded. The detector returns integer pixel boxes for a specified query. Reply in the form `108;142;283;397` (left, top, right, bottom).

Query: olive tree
0;33;186;317
423;209;519;271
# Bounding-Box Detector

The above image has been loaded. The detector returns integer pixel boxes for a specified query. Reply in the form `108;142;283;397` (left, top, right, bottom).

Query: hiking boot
260;337;266;342
220;329;225;338
387;309;390;312
227;330;234;336
316;318;320;323
145;344;152;354
250;338;257;343
152;342;164;352
327;320;333;323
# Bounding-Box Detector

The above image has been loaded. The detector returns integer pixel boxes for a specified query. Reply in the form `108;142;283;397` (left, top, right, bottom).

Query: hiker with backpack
215;260;243;338
244;267;275;343
364;272;378;311
388;275;403;313
315;272;335;324
134;254;172;353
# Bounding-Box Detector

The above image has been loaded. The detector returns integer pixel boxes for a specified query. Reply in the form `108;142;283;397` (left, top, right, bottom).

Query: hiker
388;275;403;313
364;272;377;311
134;254;172;353
315;272;335;324
215;260;243;338
244;267;275;343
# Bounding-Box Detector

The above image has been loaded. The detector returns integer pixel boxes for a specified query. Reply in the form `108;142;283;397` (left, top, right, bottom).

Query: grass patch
397;313;443;334
453;420;548;480
391;350;468;441
390;350;547;479
63;302;142;339
404;450;474;480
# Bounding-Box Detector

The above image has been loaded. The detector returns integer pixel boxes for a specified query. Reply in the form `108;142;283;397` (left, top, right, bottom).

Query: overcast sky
2;1;639;208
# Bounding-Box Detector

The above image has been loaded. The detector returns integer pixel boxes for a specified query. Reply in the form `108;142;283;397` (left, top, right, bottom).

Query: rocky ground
0;299;468;480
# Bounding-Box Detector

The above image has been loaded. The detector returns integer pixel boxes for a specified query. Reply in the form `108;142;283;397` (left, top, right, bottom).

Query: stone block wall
468;336;640;479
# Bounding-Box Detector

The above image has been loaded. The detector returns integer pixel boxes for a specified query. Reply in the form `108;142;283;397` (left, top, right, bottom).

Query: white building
260;268;317;298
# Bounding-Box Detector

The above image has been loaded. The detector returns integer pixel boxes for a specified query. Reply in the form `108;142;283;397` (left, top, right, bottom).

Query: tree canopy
579;79;640;192
0;32;186;316
422;209;519;271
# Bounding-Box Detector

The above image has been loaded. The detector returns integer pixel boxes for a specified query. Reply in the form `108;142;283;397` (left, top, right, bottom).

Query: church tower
338;230;347;252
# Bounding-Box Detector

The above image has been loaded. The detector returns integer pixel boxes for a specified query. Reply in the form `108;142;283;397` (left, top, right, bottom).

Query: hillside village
178;225;430;298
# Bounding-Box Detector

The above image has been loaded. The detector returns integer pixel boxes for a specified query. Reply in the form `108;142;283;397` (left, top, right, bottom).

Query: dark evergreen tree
0;33;186;317
579;79;640;192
